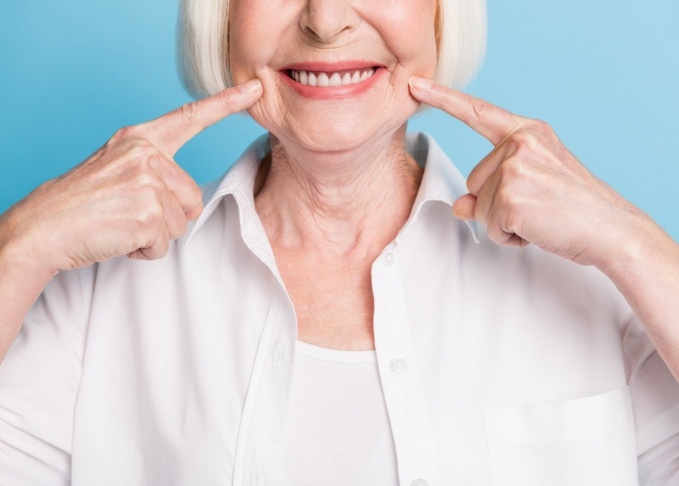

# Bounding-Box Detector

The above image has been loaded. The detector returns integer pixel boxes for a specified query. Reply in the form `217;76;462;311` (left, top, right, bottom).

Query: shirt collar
186;132;479;244
186;135;270;245
405;132;479;242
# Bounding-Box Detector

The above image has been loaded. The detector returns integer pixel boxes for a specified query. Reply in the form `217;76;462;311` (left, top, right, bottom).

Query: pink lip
279;62;385;101
282;61;380;72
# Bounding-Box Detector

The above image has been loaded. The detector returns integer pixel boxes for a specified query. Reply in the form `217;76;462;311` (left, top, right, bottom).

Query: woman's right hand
0;79;263;274
0;78;262;361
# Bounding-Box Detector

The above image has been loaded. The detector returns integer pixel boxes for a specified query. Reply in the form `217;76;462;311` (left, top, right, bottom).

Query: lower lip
279;68;385;100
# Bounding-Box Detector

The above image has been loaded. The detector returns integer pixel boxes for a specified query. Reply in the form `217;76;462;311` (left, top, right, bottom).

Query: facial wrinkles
257;127;422;253
235;0;436;253
230;0;437;153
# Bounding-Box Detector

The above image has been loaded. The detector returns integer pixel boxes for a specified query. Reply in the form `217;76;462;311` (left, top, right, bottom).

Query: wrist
593;212;676;289
0;210;59;360
0;203;61;286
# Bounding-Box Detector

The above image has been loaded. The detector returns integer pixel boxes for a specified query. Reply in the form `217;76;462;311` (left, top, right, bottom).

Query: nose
299;0;360;43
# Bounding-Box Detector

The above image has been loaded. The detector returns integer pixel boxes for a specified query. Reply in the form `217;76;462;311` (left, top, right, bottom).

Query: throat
283;251;377;351
254;131;423;257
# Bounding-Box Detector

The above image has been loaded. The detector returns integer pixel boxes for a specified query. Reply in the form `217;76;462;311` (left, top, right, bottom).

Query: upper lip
280;61;384;73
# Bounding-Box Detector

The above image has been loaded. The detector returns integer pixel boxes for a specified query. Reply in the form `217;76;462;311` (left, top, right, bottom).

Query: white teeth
317;72;329;87
289;68;377;87
329;72;342;87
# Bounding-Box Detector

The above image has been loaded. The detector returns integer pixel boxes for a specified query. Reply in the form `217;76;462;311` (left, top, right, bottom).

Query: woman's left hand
410;76;679;381
408;76;649;269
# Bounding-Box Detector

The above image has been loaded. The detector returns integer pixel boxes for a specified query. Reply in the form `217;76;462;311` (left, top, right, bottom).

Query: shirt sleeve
622;300;679;484
0;267;90;486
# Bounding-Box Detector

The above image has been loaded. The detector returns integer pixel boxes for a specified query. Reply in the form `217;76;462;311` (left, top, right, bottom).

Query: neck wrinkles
254;125;424;257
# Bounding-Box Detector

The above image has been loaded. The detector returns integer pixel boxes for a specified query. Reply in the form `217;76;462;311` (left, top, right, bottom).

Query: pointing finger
409;76;528;146
465;141;516;196
148;152;204;218
142;79;263;157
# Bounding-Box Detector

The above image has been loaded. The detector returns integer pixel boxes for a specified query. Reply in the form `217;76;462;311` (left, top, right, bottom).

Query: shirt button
390;358;408;374
411;480;428;486
382;242;397;266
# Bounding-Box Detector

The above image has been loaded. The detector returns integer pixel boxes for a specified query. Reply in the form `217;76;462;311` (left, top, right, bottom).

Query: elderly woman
1;0;679;484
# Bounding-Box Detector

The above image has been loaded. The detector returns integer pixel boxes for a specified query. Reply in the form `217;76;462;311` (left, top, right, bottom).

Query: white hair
177;0;487;98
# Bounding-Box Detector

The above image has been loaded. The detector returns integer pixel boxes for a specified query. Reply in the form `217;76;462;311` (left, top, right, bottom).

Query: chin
249;92;420;154
290;119;383;153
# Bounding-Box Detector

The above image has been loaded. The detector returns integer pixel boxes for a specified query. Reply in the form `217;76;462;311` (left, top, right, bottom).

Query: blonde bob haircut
178;0;487;99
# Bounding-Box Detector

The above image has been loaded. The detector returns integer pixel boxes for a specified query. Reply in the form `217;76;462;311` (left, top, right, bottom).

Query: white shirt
277;341;398;484
1;132;679;486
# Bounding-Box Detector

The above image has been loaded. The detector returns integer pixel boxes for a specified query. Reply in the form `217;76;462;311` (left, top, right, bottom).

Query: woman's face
229;0;438;153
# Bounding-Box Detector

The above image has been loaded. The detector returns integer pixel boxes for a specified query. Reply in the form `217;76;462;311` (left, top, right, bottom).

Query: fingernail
238;79;262;95
409;76;433;91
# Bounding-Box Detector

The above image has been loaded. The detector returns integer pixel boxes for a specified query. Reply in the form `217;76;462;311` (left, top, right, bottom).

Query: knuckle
109;126;140;145
215;89;230;104
171;217;188;239
120;145;162;178
135;174;164;197
109;126;130;144
469;96;487;119
509;131;539;153
498;157;526;180
495;185;522;212
136;202;164;228
217;89;240;111
179;101;201;124
531;119;553;135
103;139;156;174
127;139;158;161
504;205;524;234
487;225;507;245
144;238;170;260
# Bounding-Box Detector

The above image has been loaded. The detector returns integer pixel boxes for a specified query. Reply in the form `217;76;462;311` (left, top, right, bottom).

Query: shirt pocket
484;386;638;486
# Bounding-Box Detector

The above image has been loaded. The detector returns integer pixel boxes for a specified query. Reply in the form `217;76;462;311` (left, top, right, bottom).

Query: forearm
0;213;56;362
597;216;679;381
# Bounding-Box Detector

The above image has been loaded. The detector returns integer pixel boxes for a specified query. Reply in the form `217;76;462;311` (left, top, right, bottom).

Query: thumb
452;193;477;221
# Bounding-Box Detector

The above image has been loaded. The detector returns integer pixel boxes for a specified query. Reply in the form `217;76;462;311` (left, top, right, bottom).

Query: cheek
377;4;437;124
229;26;276;83
367;0;438;76
246;95;288;136
230;0;438;143
228;1;300;130
228;0;297;83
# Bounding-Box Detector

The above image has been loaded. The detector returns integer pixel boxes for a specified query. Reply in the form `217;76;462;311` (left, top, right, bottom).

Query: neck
254;125;423;259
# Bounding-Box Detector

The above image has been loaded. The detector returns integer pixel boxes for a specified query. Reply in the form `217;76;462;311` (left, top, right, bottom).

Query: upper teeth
289;68;376;87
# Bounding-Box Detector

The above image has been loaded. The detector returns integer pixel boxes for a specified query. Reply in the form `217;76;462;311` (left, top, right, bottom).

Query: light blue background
1;1;678;239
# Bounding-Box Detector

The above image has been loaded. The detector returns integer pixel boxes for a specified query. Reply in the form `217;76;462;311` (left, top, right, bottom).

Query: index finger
408;77;528;146
142;79;263;157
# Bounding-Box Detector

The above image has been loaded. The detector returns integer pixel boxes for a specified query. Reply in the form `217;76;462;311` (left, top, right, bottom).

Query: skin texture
228;0;437;152
1;0;679;379
0;80;264;360
408;77;679;379
229;0;437;349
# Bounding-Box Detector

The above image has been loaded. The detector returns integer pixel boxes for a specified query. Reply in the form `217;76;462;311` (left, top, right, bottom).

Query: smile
286;68;377;87
279;63;385;100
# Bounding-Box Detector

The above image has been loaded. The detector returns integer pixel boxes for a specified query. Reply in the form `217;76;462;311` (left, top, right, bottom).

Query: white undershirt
275;340;399;485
